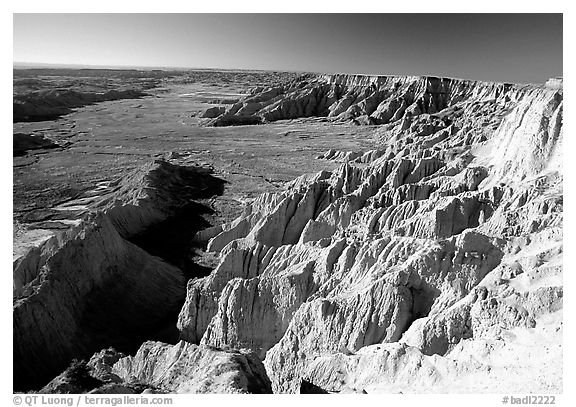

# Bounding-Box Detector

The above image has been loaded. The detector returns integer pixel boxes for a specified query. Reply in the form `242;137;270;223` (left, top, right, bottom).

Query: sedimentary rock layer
183;74;563;393
17;73;563;394
112;341;272;393
13;160;225;391
41;341;273;394
204;74;539;127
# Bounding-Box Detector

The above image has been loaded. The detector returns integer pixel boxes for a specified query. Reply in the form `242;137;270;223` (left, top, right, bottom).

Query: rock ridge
13;160;226;391
17;73;563;394
182;76;563;393
203;73;542;127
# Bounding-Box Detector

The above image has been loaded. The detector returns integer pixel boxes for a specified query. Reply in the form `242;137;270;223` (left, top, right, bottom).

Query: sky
13;13;563;83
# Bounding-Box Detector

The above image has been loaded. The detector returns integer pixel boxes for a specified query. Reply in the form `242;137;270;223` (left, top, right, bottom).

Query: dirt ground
13;74;380;230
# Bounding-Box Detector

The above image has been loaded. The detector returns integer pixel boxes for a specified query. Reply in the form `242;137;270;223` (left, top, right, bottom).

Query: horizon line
13;60;311;74
13;61;559;85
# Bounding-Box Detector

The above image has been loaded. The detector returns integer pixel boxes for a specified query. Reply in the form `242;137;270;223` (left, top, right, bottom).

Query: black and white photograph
7;4;570;403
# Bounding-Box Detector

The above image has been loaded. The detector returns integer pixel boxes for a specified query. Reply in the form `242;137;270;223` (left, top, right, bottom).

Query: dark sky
13;13;563;83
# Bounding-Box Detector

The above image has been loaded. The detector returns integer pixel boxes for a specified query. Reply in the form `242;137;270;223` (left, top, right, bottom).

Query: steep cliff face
182;75;562;393
204;74;524;127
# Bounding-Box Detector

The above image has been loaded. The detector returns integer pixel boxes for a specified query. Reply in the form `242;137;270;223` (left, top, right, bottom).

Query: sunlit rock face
40;342;273;394
206;74;525;127
185;74;563;393
17;73;562;394
111;341;272;394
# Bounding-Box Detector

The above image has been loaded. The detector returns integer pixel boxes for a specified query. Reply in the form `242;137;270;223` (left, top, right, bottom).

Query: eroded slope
15;73;563;394
181;74;563;393
13;160;226;391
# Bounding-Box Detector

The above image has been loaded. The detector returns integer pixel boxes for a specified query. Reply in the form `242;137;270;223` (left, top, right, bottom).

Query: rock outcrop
17;73;563;394
112;341;272;393
183;74;563;393
13;160;225;391
41;341;272;394
200;106;226;118
545;77;563;90
203;74;540;127
13;133;60;156
13;212;185;390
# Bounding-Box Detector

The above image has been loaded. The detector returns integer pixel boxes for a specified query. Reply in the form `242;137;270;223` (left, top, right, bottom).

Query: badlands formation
14;73;562;393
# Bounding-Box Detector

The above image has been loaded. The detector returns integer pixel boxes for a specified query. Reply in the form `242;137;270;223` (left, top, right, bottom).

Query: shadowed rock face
17;73;563;394
181;74;563;393
13;160;226;391
13;213;186;391
106;160;226;278
13;133;60;156
103;159;226;238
